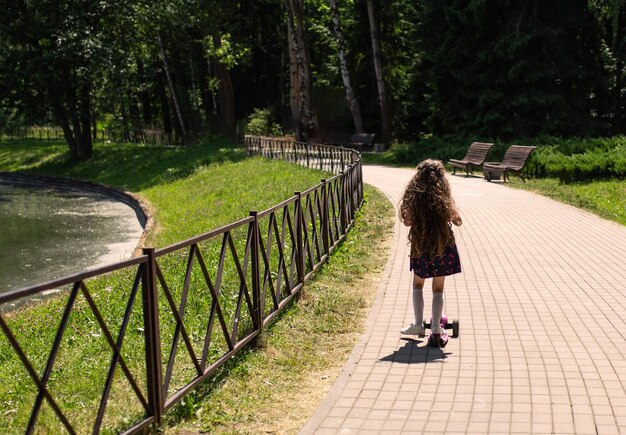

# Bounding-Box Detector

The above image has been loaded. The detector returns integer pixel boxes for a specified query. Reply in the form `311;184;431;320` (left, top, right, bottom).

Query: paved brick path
300;165;626;434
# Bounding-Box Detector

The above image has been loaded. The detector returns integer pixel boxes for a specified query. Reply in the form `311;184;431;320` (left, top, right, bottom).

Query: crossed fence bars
0;136;363;433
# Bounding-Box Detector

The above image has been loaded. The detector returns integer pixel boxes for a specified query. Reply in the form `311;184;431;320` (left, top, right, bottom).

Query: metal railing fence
245;135;360;175
0;126;182;146
0;136;363;433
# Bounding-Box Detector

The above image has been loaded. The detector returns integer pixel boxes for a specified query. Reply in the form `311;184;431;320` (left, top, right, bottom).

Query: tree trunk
176;62;198;135
156;69;173;138
128;91;142;141
157;33;187;138
212;34;237;137
329;0;363;133
287;6;301;133
91;108;97;142
197;47;213;126
78;84;93;159
367;0;391;143
119;92;130;142
611;3;625;132
52;78;93;161
136;58;152;126
285;0;317;142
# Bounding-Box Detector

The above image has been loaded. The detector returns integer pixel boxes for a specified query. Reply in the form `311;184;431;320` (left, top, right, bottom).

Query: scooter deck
423;317;460;338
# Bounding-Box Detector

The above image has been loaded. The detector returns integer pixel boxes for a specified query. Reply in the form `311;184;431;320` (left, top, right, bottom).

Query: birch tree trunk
285;0;317;142
287;9;301;133
329;0;363;133
367;0;391;143
157;33;187;138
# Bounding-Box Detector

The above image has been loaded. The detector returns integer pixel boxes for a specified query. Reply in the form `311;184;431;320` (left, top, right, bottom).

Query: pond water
0;183;144;293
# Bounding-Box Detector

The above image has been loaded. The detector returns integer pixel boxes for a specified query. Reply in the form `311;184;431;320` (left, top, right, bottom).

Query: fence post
320;179;330;256
349;168;356;221
306;143;310;168
357;159;364;206
249;211;262;329
141;247;164;426
339;172;348;233
293;192;305;283
318;146;323;171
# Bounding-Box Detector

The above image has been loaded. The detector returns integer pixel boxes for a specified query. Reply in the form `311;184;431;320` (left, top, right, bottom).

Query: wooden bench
448;142;494;176
483;145;537;182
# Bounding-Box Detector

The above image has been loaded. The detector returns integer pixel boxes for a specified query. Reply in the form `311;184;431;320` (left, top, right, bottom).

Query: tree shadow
3;137;247;192
379;338;451;364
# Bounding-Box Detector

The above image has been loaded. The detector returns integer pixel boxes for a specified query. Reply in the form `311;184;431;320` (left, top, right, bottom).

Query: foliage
245;108;283;137
0;0;109;159
2;0;626;155
376;134;493;166
527;136;626;181
415;0;612;139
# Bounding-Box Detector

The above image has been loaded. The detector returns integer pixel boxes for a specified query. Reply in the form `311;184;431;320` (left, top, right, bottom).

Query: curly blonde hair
399;159;462;257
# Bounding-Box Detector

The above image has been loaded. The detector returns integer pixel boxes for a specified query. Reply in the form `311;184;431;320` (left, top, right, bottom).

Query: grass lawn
164;184;393;433
508;178;626;226
0;138;395;433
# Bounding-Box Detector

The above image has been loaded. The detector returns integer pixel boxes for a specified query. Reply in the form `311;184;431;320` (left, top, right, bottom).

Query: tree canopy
1;0;625;159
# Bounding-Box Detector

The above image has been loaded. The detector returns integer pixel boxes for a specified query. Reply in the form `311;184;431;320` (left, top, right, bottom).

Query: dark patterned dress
409;244;462;278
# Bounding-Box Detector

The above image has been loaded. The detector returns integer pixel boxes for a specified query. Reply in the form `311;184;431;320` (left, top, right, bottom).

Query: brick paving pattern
300;165;626;434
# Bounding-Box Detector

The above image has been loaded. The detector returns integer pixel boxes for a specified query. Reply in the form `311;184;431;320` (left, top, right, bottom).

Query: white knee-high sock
412;286;424;326
432;292;444;333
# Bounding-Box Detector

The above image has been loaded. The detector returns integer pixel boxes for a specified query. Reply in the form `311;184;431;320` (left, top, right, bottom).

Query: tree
329;0;363;133
1;0;622;154
205;33;240;137
366;0;391;143
590;0;626;133
0;0;105;160
285;0;318;141
157;33;187;138
416;0;611;138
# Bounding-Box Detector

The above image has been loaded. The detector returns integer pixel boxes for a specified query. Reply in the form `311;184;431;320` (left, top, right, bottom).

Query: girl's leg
412;275;425;326
401;274;425;334
431;276;445;333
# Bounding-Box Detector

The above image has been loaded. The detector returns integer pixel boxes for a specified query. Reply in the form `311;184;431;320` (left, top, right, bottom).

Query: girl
399;159;462;348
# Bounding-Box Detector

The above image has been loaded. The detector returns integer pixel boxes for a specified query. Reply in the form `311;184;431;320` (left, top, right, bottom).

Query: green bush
245;108;283;137
388;135;491;165
386;135;625;182
528;138;626;181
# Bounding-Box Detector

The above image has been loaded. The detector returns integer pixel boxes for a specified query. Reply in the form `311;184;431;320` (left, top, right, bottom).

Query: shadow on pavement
379;338;451;364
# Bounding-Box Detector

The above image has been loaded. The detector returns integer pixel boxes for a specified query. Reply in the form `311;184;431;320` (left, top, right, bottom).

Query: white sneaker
401;323;425;336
